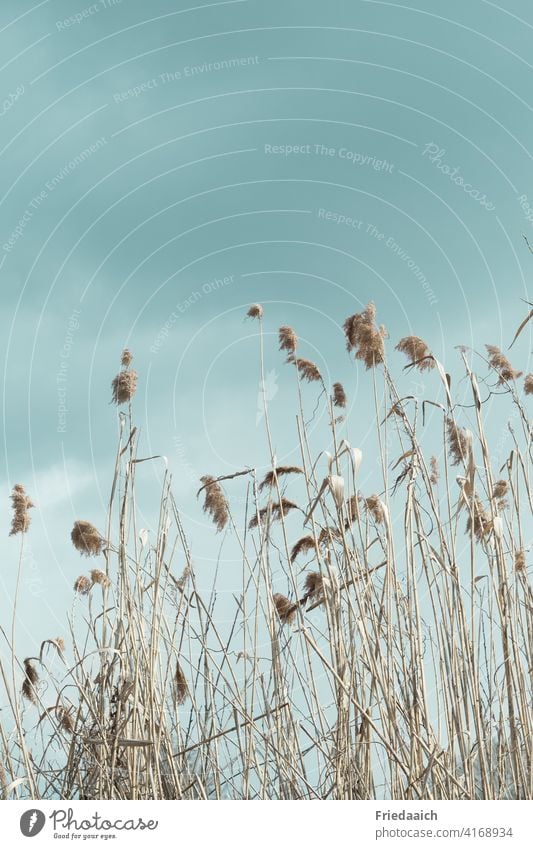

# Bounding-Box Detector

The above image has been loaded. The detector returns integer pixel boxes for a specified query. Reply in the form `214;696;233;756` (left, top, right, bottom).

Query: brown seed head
71;521;103;556
430;456;439;485
514;550;526;571
278;326;298;353
396;336;435;371
364;494;385;524
332;382;347;408
446;418;470;467
343;302;387;369
111;369;138;405
90;569;110;588
199;475;229;532
293;357;322;383
304;571;324;600
345;495;359;526
121;349;133;367
492;480;509;500
175;661;189;705
524;374;533;395
466;497;491;542
259;466;303;492
74;575;92;595
56;706;74;734
247;303;263;319
485;345;522;385
248;499;298;530
22;659;39;704
9;484;34;536
290;535;316;563
273;593;296;625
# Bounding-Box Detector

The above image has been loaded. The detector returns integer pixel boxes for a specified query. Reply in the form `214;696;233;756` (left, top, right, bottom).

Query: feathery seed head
9;484;34;536
199;475;230;532
175;661;189;705
273;593;296;625
332;382;347;408
74;575;92;595
278;326;298;354
446;418;471;467
71;521;103;556
290;535;316;563
90;569;110;588
492;480;509;500
22;659;39;704
247;303;263;319
396;336;435;371
258;466;303;492
485;345;522;385
121;348;133;367
343;302;386;369
111;369;138;405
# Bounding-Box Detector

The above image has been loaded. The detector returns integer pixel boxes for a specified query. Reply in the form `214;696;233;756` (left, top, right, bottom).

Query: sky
0;0;532;670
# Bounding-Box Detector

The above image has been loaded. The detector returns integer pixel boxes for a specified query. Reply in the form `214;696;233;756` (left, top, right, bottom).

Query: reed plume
491;480;509;500
121;349;133;367
304;571;324;602
22;659;39;704
430;455;439;485
485;345;522;384
247;304;263;319
90;569;110;588
273;593;297;625
278;326;298;354
259;466;303;492
290;535;316;562
343;302;387;368
332;382;347;408
396;336;435;371
524;374;533;394
74;575;91;595
466;497;491;542
199;476;229;532
249;499;298;530
175;661;189;705
446;418;471;466
71;521;103;556
364;494;386;524
9;484;34;536
292;357;322;383
111;369;138;405
514;550;526;571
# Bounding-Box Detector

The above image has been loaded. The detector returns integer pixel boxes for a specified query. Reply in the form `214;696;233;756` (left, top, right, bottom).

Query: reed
0;310;531;801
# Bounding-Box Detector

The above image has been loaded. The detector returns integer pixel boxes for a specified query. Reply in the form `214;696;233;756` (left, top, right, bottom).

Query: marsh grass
0;305;531;801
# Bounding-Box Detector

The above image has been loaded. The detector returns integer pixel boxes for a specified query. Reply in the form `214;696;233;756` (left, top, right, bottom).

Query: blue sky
1;0;532;662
